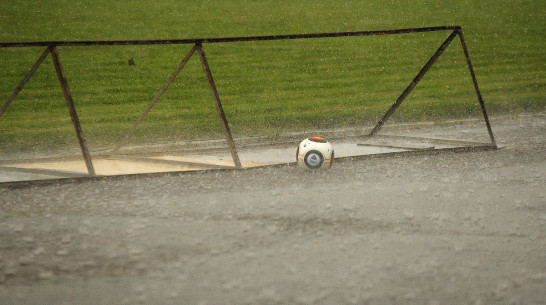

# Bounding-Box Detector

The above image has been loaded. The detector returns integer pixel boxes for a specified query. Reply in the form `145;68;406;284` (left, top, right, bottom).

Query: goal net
0;26;497;183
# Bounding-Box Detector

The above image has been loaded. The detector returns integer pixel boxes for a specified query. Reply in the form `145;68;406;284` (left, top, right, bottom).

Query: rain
1;0;545;304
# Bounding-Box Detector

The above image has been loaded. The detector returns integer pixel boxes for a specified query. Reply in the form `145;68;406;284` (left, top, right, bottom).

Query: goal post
0;26;497;177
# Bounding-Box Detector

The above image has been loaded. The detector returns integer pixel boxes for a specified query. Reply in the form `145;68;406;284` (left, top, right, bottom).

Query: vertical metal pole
457;30;497;146
112;45;198;153
196;43;242;168
368;30;459;137
0;47;51;118
50;46;96;176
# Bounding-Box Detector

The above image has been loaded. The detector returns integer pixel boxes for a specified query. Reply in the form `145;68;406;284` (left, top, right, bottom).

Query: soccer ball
296;137;334;169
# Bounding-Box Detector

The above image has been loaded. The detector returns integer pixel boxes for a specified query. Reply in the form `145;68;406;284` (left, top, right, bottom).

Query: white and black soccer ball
296;137;334;169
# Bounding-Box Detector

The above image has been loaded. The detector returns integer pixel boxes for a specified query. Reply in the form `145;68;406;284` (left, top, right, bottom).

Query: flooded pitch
0;114;544;304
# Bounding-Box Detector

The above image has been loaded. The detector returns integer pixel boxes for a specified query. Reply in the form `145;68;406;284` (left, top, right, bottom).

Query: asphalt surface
0;114;545;304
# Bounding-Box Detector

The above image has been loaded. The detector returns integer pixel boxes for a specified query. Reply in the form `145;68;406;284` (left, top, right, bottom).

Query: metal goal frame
0;26;497;176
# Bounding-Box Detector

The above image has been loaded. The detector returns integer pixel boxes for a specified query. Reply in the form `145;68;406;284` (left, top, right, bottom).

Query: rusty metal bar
50;46;96;176
0;26;461;48
112;45;198;153
368;30;459;137
0;47;50;118
457;30;496;146
196;43;242;168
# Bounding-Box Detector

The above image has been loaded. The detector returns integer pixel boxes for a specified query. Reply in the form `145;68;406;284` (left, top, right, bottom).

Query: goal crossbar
0;26;496;176
0;26;460;48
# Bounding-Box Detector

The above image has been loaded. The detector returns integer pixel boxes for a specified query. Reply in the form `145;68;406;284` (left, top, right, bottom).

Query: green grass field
0;0;544;155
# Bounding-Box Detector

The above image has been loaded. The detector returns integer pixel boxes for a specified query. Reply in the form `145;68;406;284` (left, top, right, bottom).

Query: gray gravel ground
0;114;545;305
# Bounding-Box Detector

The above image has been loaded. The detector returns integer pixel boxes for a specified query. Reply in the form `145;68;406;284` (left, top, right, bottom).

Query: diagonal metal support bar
457;30;496;146
112;44;198;153
368;30;459;137
0;47;50;118
50;46;96;176
196;43;242;169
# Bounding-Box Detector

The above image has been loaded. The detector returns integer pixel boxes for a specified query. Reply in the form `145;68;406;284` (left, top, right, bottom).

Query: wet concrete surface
0;114;544;304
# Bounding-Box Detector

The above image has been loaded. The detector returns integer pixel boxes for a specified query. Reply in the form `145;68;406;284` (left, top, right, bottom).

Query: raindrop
4;260;17;276
18;254;35;265
38;269;55;280
13;223;23;233
134;284;145;295
403;210;414;220
33;247;45;255
56;249;69;256
61;235;71;244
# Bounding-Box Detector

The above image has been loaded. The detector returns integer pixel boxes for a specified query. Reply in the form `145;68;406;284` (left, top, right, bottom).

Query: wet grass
0;0;544;154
